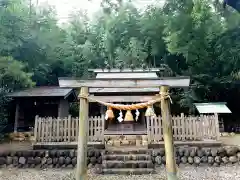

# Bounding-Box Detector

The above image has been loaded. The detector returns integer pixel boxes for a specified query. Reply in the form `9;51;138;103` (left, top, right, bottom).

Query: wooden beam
89;87;159;93
88;68;164;73
88;95;155;102
214;113;220;140
76;87;89;180
96;72;159;79
59;77;190;88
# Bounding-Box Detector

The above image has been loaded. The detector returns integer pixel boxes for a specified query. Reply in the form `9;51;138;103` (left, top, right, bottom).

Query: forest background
0;0;240;135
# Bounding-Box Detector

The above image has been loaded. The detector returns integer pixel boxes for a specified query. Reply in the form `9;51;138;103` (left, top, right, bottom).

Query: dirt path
0;141;32;153
0;134;239;154
220;134;240;146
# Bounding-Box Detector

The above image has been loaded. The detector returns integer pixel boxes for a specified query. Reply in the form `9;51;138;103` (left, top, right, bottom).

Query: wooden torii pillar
77;87;89;180
160;86;177;180
59;77;190;180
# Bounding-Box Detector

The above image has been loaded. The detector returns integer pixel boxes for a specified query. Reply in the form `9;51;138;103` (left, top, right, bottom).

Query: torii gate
59;76;190;180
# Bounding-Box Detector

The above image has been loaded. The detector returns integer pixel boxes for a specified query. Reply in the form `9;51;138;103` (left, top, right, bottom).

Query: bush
0;56;34;141
0;87;11;142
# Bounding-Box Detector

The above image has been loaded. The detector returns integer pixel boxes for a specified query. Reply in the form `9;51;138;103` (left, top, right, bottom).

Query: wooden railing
34;115;105;144
146;114;220;143
34;114;220;145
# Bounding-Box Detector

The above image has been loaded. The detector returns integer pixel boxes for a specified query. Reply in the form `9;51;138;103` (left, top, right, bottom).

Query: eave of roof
88;68;164;73
194;102;232;114
89;87;160;93
7;87;75;99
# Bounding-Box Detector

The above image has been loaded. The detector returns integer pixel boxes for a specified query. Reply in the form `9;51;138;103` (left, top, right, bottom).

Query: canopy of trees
1;0;240;120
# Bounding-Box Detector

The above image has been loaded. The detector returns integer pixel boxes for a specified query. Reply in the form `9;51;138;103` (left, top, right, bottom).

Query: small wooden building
88;68;162;135
8;87;77;132
194;102;232;132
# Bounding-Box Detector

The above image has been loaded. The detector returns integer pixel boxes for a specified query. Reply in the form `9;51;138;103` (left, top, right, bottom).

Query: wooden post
76;87;89;180
214;113;220;140
160;86;177;180
68;115;71;142
14;101;20;132
100;105;107;130
180;113;185;141
34;115;39;142
100;104;105;115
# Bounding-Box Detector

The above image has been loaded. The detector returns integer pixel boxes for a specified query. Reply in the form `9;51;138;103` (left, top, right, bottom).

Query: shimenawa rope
79;92;172;110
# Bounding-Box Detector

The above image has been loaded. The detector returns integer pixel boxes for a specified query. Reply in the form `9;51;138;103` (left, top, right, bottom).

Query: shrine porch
105;123;147;135
31;140;222;150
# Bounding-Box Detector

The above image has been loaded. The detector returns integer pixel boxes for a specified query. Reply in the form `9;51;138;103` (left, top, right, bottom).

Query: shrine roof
194;102;231;114
8;86;76;99
89;87;159;93
88;68;163;73
92;68;160;79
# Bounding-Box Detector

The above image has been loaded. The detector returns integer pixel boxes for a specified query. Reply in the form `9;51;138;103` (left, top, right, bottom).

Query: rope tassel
124;110;134;122
105;107;114;120
145;106;156;117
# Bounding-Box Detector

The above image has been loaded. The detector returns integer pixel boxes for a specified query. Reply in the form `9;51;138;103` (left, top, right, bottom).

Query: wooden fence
146;114;220;142
34;115;105;143
34;114;219;144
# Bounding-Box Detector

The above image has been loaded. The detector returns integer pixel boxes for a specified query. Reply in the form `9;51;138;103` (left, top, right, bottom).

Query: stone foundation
0;146;240;169
152;146;240;166
0;148;102;169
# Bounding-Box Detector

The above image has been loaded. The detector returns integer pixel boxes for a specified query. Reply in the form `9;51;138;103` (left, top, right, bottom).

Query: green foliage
0;87;10;141
0;56;33;138
0;0;240;118
0;56;34;89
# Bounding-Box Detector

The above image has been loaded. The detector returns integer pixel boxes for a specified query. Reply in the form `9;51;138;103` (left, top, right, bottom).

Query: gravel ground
0;165;240;180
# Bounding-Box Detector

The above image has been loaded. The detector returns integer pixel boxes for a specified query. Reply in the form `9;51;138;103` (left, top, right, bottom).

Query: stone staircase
101;146;155;175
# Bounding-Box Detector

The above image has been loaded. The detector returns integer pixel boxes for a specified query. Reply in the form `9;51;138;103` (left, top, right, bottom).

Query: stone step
102;168;155;175
106;145;148;149
102;154;152;161
104;148;151;155
102;160;154;169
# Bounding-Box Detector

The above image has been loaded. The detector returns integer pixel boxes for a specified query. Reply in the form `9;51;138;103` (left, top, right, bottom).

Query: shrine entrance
105;108;147;135
59;68;190;179
87;69;164;135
